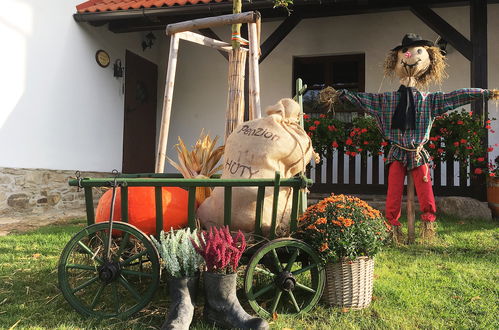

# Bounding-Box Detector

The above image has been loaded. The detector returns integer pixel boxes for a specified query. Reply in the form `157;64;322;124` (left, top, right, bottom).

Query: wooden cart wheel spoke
121;269;154;278
287;291;301;313
270;290;282;314
254;266;276;277
77;241;104;264
66;264;97;271
292;263;318;276
121;250;148;267
71;276;99;294
118;275;142;301
113;282;120;314
244;238;325;318
270;249;283;272
252;283;275;299
294;282;316;294
115;233;130;262
284;248;299;272
58;222;160;319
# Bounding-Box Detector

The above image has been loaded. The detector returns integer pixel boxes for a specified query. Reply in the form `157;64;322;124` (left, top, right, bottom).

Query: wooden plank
326;151;333;184
446;157;455;187
155;34;179;173
360;154;367;186
410;5;472;61
337;150;345;184
260;14;301;63
177;31;233;52
372;154;380;185
166;11;259;35
248;22;262;119
198;28;230;60
349;155;355;185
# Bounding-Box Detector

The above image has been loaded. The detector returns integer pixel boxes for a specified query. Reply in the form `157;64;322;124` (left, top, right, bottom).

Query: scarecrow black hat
392;33;434;51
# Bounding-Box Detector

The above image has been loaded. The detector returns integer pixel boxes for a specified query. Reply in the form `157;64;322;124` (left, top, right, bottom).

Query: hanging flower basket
322;256;374;309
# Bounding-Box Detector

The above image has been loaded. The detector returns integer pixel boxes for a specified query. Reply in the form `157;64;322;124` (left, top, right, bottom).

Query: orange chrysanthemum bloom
315;217;327;225
319;242;329;252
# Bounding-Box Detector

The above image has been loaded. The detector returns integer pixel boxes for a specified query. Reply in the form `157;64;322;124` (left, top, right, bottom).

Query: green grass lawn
0;216;498;330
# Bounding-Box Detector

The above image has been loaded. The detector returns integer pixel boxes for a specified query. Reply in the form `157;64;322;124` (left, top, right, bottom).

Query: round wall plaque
95;49;110;68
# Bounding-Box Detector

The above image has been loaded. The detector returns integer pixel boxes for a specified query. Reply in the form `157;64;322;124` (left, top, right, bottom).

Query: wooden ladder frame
155;11;262;173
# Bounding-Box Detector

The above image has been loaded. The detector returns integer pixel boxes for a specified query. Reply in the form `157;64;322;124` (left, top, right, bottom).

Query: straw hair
384;46;448;89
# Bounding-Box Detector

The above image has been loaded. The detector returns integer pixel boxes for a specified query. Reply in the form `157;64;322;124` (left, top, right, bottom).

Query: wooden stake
225;48;247;140
248;22;261;120
407;174;416;244
155;34;180;173
166;12;259;35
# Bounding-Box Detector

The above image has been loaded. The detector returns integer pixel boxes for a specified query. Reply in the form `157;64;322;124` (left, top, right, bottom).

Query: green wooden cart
58;170;325;320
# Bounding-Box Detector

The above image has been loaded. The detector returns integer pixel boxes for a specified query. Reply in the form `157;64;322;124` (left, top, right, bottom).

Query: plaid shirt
340;88;493;170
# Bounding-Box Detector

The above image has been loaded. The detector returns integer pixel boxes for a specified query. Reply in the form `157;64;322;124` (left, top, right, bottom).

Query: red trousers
386;161;436;226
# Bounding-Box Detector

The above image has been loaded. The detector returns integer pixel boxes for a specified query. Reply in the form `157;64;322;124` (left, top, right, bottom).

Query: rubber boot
161;275;198;330
203;272;269;330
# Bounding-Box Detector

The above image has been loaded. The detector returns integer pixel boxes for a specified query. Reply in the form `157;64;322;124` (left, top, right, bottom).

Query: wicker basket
322;256;374;309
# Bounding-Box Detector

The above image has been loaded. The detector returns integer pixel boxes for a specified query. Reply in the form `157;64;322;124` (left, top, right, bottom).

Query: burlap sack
197;98;313;236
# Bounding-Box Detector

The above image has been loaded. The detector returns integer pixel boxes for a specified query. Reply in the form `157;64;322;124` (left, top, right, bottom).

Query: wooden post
155;34;180;173
407;174;416;244
225;48;247;140
248;22;261;120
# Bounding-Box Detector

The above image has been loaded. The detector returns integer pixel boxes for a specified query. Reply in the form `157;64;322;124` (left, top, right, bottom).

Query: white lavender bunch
151;228;204;278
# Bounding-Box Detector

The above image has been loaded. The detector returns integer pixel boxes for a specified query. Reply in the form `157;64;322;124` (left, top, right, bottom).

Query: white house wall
0;0;163;172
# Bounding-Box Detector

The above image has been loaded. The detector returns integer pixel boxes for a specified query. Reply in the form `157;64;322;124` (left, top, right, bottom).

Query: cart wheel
244;238;325;318
58;222;160;319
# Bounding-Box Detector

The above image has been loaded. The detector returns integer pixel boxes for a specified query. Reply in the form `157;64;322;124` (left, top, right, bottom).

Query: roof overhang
74;0;487;33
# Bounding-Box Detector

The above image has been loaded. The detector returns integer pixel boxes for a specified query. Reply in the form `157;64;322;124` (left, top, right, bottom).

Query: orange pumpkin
95;187;189;236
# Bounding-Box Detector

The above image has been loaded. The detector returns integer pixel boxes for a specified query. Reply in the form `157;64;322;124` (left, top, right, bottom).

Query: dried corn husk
167;132;224;204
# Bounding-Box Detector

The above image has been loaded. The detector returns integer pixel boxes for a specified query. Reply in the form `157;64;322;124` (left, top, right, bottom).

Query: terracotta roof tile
76;0;229;13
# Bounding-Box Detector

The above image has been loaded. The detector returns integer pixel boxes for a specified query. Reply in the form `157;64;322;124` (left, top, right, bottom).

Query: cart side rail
69;172;311;239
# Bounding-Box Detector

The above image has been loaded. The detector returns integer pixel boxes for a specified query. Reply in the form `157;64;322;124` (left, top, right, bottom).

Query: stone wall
0;167;111;221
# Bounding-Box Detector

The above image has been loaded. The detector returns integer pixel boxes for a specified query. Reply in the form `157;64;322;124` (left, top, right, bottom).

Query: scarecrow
320;33;499;241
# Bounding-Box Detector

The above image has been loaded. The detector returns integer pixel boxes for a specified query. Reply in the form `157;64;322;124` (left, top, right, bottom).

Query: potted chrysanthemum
151;228;204;330
297;194;390;309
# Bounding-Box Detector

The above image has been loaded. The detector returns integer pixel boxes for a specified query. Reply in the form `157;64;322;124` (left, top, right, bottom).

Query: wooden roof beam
259;14;301;63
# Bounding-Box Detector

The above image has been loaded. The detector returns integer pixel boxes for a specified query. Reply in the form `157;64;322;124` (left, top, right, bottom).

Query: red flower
346;138;353;145
486;119;491;124
349;131;356;137
303;114;310;119
466;146;473;150
331;141;339;148
457;120;464;125
314;120;320;126
486;125;492;129
319;114;326;118
363;141;369;145
460;139;467;144
307;132;312;137
350;151;357;157
345;151;351;156
328;125;336;131
380;141;388;147
453;142;460;147
474;168;483;175
361;128;368;133
309;126;317;131
429;143;436;149
378;152;383;155
358;148;363;152
488;147;494;152
429;136;438;141
490;173;496;177
383;157;387;162
437;148;444;154
477;157;485;162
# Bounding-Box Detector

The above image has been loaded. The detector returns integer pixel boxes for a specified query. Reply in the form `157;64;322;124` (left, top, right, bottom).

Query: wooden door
122;50;157;173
